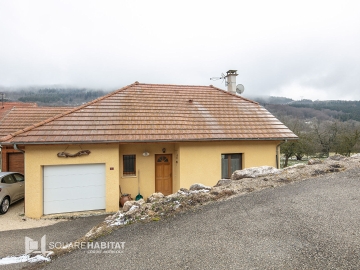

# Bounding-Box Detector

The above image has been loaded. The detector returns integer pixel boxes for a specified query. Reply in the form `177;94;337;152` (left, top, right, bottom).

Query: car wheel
0;197;10;214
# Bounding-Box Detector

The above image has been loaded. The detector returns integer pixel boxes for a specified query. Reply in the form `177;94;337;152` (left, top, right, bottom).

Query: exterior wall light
162;148;166;153
142;151;150;157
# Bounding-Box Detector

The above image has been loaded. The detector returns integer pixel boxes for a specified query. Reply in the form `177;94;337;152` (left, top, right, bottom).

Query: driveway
40;168;360;269
0;200;64;231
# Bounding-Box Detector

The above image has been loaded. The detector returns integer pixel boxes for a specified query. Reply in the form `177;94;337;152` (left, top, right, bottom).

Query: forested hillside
1;88;108;106
248;96;360;165
250;96;360;122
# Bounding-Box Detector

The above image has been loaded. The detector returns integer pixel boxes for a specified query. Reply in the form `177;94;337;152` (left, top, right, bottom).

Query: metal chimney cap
226;70;238;75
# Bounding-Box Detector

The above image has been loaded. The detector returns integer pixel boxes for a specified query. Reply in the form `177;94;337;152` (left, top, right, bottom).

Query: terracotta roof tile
2;83;297;144
0;102;37;120
0;106;73;140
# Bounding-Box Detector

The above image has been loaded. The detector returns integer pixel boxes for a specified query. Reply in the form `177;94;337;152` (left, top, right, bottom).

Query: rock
329;154;346;161
173;204;182;211
122;200;135;212
165;193;180;200
189;183;212;191
351;153;360;159
125;205;139;216
284;163;306;169
147;192;164;203
231;166;280;180
177;189;190;196
308;159;322;165
134;198;145;206
140;203;152;211
216;179;232;186
147;210;155;216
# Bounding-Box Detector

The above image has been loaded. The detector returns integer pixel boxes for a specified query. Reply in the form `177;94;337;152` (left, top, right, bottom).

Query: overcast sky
1;0;359;100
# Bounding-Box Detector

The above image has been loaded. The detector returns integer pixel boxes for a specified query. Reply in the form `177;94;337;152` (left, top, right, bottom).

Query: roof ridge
1;82;138;142
209;85;259;105
134;82;213;88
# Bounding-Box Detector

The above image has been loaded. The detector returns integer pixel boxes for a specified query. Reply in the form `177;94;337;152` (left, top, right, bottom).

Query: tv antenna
210;70;245;95
210;73;226;85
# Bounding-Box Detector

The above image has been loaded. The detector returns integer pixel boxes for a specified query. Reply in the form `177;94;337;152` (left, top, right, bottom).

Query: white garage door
44;164;106;215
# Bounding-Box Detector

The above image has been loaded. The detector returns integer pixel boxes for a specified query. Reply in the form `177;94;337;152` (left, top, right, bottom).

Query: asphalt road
32;169;360;269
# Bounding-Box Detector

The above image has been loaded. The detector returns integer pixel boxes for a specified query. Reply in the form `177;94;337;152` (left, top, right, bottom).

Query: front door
155;154;172;196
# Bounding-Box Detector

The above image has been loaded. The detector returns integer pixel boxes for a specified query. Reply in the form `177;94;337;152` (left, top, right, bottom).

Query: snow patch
106;213;128;226
0;254;50;265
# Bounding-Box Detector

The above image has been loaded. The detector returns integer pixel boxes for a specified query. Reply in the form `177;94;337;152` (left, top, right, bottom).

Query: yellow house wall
178;140;281;189
23;140;281;218
24;144;119;219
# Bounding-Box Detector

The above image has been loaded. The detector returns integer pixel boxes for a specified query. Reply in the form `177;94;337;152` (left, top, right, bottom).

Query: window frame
221;153;242;179
123;154;136;176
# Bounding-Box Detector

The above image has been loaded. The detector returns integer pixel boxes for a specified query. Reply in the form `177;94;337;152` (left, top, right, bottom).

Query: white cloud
0;0;359;100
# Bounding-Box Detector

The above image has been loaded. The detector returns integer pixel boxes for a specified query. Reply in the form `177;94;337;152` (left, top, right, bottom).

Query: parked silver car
0;172;25;214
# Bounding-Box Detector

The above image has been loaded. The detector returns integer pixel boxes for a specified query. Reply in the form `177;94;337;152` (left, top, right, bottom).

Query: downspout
276;140;287;169
14;144;25;153
13;143;25;213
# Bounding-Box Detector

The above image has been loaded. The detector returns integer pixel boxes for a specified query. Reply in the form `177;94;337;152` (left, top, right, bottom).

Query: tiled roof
0;102;37;120
2;82;298;144
0;106;73;140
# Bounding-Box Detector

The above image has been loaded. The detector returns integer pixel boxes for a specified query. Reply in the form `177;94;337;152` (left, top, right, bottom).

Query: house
1;77;297;218
0;104;73;173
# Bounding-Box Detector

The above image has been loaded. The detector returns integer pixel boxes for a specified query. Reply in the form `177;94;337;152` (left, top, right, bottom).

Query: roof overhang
1;137;298;146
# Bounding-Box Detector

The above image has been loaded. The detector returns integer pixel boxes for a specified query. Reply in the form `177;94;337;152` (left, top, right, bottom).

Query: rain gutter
3;137;299;146
14;143;25;153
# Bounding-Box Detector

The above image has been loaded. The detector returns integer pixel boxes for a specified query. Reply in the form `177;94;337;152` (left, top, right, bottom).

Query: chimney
226;70;238;94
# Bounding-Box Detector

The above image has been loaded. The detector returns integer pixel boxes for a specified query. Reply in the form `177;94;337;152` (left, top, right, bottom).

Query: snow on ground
0;254;51;265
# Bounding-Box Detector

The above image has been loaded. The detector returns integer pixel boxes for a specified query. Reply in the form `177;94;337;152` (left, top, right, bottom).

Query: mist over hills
1;87;360;122
0;87;108;107
247;96;360;122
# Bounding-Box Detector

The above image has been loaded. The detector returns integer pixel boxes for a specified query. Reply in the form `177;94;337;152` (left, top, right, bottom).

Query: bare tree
312;120;338;157
333;121;360;156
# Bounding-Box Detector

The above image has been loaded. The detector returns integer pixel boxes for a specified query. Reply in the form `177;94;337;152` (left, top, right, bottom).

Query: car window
1;175;16;184
13;173;25;182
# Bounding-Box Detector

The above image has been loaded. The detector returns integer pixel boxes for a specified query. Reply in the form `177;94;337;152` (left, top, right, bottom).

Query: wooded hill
2;89;360;122
249;96;360;122
1;88;108;106
247;96;360;164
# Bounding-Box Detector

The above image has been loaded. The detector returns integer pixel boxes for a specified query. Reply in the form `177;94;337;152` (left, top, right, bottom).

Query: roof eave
1;137;298;146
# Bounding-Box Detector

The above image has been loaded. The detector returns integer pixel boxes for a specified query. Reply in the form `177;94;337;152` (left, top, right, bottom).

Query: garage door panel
44;185;105;201
44;175;104;189
44;164;103;176
44;164;106;215
44;197;105;214
44;169;104;178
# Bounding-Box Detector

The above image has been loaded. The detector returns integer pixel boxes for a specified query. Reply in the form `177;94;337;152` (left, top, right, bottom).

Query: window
221;154;242;179
1;175;16;184
123;155;136;176
13;173;24;182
